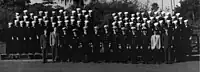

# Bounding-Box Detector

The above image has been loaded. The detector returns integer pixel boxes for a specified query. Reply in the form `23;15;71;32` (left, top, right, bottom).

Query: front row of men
40;24;190;64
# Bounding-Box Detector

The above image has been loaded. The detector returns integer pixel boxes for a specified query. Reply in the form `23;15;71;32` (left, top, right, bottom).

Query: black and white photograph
0;0;199;72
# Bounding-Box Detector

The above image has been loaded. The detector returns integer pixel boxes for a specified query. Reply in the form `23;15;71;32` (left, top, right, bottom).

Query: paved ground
0;60;199;72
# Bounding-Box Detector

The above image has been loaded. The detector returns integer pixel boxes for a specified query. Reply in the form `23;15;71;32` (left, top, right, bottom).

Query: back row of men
5;9;193;64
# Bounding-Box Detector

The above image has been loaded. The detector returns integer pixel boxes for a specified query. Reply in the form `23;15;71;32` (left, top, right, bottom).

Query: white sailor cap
78;13;81;16
121;27;126;30
159;20;163;24
156;16;160;20
166;12;170;16
83;26;88;29
112;26;117;29
43;16;47;19
147;20;151;23
52;11;56;14
184;20;188;23
176;13;180;17
25;21;30;24
104;25;109;28
124;12;128;15
52;22;56;25
33;16;37;19
57;16;61;19
172;16;176;19
59;10;63;13
131;17;135;21
72;29;78;32
161;11;165;15
124;22;129;26
64;16;68;19
94;26;99;29
76;8;81;11
77;20;81;23
154;12;158;15
38;18;42;21
136;12;140;16
44;20;49;23
20;21;24;24
39;11;43;14
72;10;76;14
112;22;116;26
89;10;93;13
129;22;133;25
148;11;151;14
114;16;118;19
85;15;89;18
82;10;86;13
30;13;34;16
118;12;122;15
16;12;20;16
71;19;75;22
131;27;136;30
14;20;18;23
112;13;116;16
63;11;67;14
178;17;183;20
119;17;122;20
65;20;69;23
173;20;178;24
141;12;145;15
23;10;28;13
118;21;122;24
164;16;169;19
32;21;36;24
166;20;171;23
154;22;159;26
136;23;140;26
137;17;140;20
131;14;135;17
84;20;89;23
57;21;62;24
23;16;28;19
124;17;129;21
44;11;48;14
8;22;12;25
150;17;154;20
142;23;146;26
70;16;74;19
143;18;147;21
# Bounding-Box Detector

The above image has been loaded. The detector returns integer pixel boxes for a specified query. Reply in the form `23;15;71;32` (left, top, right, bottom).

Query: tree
151;3;159;12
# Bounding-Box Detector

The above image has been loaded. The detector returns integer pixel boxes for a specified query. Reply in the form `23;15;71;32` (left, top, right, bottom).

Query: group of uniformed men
5;8;192;64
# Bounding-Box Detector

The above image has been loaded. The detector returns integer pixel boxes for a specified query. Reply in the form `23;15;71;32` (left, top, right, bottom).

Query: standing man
50;27;60;62
162;27;172;64
40;29;49;63
151;30;161;64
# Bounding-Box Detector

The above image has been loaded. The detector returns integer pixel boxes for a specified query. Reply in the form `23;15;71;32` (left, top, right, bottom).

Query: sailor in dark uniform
110;26;118;62
25;21;31;53
71;29;80;63
130;27;137;64
92;26;102;63
121;27;129;63
172;20;182;62
5;22;14;54
141;25;150;64
81;26;90;62
181;20;192;61
19;21;26;54
102;25;111;62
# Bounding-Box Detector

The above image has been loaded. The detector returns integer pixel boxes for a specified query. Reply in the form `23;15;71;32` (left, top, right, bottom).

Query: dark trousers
42;48;48;63
164;47;172;63
103;43;109;61
51;46;58;62
152;49;162;63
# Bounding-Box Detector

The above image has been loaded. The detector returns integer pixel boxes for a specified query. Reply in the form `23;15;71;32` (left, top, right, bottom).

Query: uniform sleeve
49;33;52;46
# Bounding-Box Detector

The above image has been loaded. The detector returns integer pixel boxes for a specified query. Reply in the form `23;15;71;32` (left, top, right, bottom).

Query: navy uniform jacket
40;34;48;49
